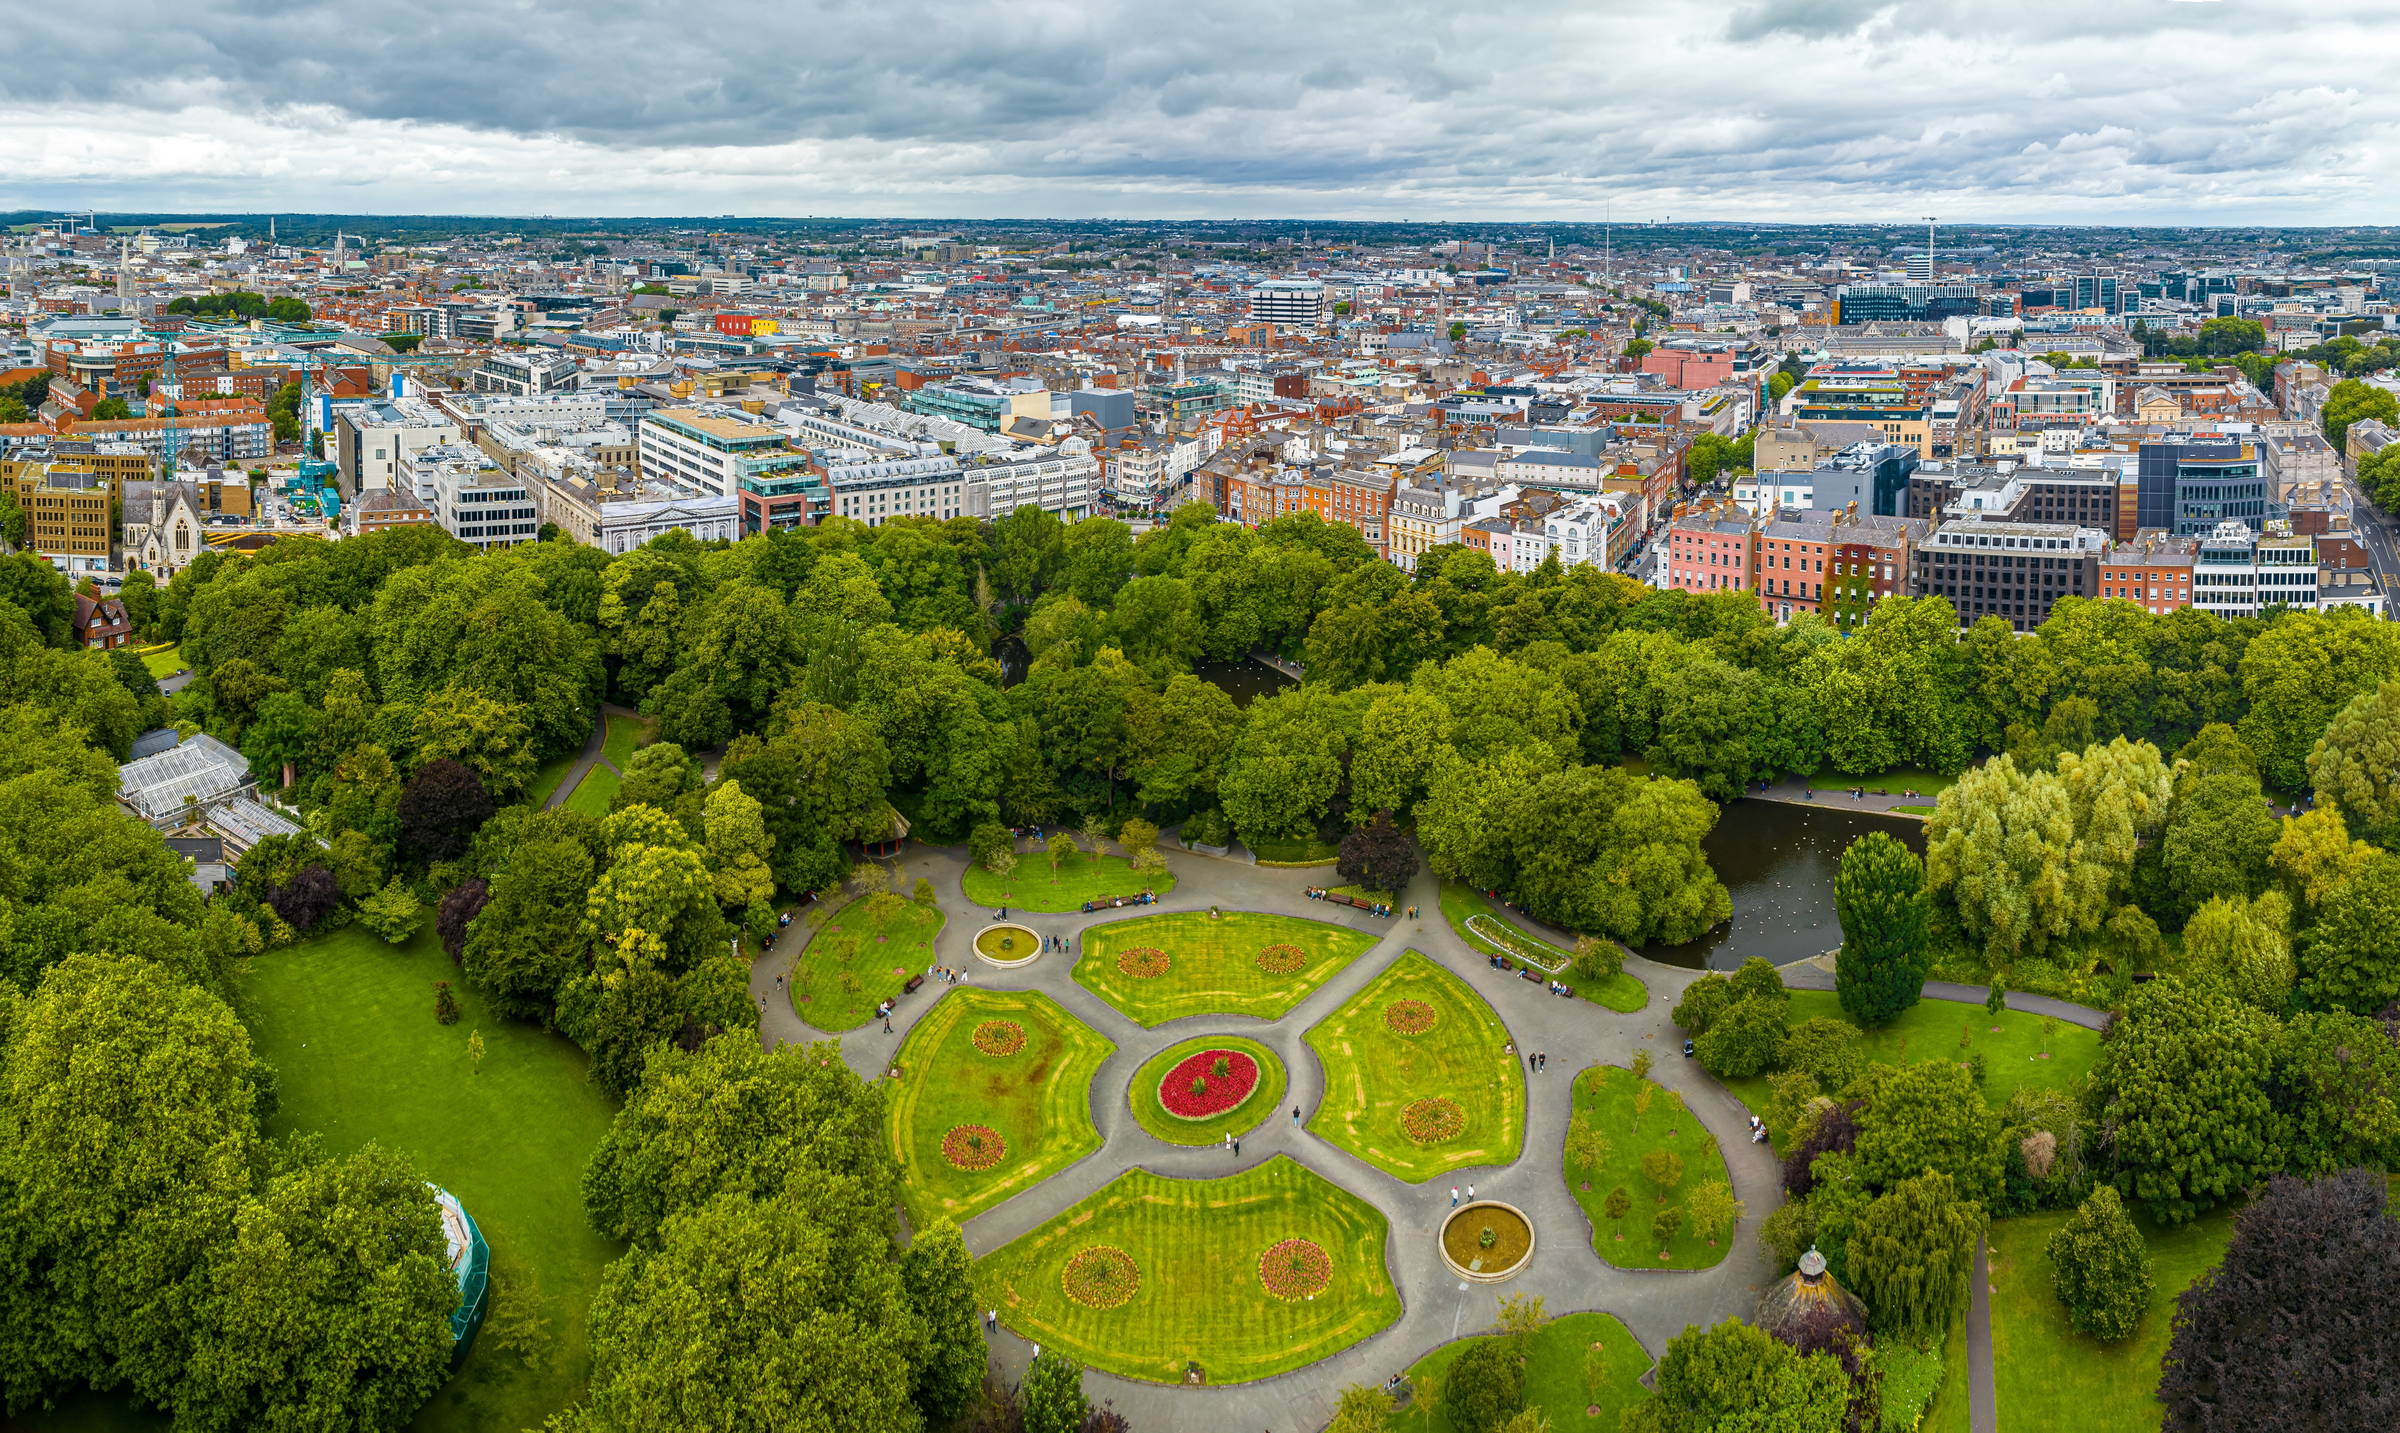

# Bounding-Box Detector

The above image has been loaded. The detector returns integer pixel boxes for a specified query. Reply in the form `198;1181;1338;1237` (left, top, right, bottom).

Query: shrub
1729;955;1787;1008
268;865;340;931
433;980;460;1025
1780;1016;1863;1092
436;878;489;961
968;821;1014;871
357;878;425;944
2047;1184;2153;1342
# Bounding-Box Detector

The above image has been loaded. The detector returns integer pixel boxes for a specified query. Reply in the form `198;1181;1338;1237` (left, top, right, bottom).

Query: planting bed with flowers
1257;1238;1333;1301
942;1124;1007;1172
1384;999;1436;1035
972;1020;1026;1056
1158;1048;1262;1120
1399;1096;1466;1145
1254;943;1308;975
1062;1245;1141;1310
1115;946;1171;978
1128;1035;1286;1146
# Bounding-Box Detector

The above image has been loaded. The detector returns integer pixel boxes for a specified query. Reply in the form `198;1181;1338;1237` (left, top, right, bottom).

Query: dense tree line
0;581;460;1428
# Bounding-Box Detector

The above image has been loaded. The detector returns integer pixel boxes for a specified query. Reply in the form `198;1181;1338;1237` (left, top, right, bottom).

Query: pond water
1189;659;1297;707
1642;800;1927;971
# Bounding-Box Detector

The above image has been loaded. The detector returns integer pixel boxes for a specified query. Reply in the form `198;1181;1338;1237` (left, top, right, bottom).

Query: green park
1304;950;1526;1182
1072;908;1380;1025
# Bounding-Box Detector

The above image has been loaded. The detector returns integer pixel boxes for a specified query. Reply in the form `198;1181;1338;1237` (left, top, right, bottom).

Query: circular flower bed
1400;1096;1466;1145
1257;1238;1333;1301
1254;943;1308;975
940;1124;1008;1172
1158;1048;1261;1120
1061;1245;1141;1310
1115;946;1171;978
1384;998;1437;1035
972;1020;1026;1057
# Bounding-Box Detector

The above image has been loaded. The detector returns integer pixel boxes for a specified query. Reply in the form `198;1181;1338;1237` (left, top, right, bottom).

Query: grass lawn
599;711;654;772
238;922;624;1433
977;1157;1400;1385
1440;882;1646;1014
1719;989;2105;1152
1128;1034;1288;1146
1400;1311;1652;1432
1305;950;1525;1183
1328;882;1398;907
138;643;185;680
1892;804;1938;816
524;750;578;808
1919;1312;1972;1433
1808;765;1957;801
886;987;1112;1230
560;764;619;818
1247;834;1342;865
790;894;947;1032
961;852;1176;913
1988;1204;2238;1433
1073;910;1381;1027
1564;1065;1735;1270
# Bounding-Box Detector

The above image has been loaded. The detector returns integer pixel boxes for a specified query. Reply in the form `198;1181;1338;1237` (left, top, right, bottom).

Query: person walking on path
1224;1133;1232;1155
1292;1106;1300;1125
883;1015;893;1034
1232;1137;1240;1158
1450;1187;1459;1208
1467;1184;1475;1202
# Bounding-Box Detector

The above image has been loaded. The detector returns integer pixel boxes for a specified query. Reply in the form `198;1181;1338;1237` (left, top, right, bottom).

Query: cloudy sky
2;0;2396;223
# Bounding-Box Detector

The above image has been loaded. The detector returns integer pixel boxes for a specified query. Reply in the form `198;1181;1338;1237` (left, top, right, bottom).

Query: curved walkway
752;843;1775;1429
542;709;612;811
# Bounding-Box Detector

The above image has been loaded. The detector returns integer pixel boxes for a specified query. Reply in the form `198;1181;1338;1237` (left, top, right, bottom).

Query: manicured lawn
238;922;624;1433
561;764;618;818
137;643;185;680
525;750;578;808
1988;1204;2238;1433
1809;765;1957;801
961;851;1177;913
978;1157;1401;1385
1305;950;1525;1184
1565;1065;1735;1270
1247;834;1342;865
1401;1311;1652;1432
886;987;1112;1230
1073;910;1381;1027
1893;804;1937;816
790;894;947;1032
1441;881;1646;1013
1328;882;1399;907
1128;1034;1287;1147
600;711;654;772
1720;989;2105;1152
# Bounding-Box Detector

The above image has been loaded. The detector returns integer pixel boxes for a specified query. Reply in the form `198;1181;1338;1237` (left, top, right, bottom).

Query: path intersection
754;839;1780;1432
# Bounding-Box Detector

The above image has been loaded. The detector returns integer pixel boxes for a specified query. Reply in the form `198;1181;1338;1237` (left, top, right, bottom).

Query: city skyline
2;1;2397;222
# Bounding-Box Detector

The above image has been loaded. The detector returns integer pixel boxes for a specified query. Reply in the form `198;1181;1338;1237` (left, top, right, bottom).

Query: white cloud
0;1;2395;221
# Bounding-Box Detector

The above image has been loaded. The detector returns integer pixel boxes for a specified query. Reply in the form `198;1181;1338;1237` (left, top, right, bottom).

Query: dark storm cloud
0;0;2394;219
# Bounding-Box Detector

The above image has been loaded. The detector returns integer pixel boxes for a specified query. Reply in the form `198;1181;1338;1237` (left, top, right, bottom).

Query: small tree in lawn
1604;1186;1633;1241
467;1029;485;1075
1496;1409;1554;1433
1986;978;2007;1023
2041;1015;2058;1055
987;847;1019;891
1116;817;1160;860
1629;1048;1654;1083
1583;1342;1610;1408
911;876;937;906
1572;933;1625;986
357;877;424;943
968;820;1013;871
849;861;892;899
2047;1184;2153;1342
433;980;460;1025
1651;1206;1684;1254
1565;1113;1610;1185
1641;1147;1685;1204
1632;1081;1655;1137
1497;1290;1547;1355
1079;817;1110;862
1687;1179;1743;1246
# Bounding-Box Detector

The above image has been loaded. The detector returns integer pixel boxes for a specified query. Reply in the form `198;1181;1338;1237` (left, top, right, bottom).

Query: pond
1189;659;1296;707
1642;800;1927;972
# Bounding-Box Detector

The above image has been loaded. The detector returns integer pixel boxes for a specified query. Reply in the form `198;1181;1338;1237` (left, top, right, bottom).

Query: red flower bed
1157;1048;1261;1120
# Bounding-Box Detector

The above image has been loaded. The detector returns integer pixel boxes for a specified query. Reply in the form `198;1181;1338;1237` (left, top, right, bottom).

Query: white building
412;443;540;551
1248;279;1326;328
334;397;461;496
2195;519;2317;620
826;454;969;526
